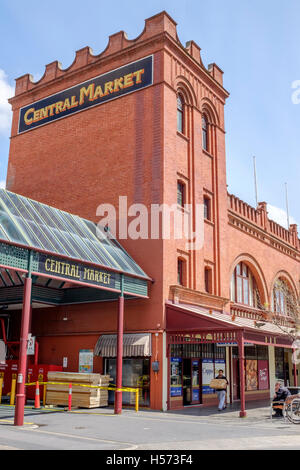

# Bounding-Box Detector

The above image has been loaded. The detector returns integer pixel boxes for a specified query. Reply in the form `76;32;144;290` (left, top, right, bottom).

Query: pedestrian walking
215;369;229;412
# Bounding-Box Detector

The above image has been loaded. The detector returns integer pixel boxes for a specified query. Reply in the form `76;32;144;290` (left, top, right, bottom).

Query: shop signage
27;333;35;355
79;349;94;373
202;359;214;395
258;360;269;390
18;55;153;134
38;253;116;289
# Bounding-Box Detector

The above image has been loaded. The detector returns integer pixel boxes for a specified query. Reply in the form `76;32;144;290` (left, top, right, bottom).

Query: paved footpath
0;402;299;450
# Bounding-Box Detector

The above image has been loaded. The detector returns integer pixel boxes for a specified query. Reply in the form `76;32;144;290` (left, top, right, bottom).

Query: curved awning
94;333;152;357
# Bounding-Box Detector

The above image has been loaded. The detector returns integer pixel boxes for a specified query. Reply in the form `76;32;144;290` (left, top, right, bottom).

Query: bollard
34;381;41;409
10;378;16;406
68;383;72;411
43;383;47;406
0;375;3;404
135;389;139;413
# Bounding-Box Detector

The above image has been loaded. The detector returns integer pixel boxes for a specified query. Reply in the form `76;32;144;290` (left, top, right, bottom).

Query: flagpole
285;182;290;229
253;156;258;207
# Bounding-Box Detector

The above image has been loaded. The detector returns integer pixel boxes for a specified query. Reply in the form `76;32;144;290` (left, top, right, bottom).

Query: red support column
238;332;246;417
114;281;124;415
293;349;298;387
14;276;32;426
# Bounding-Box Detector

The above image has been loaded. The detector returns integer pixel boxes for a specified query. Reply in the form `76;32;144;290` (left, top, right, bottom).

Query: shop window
202;115;209;151
177;181;185;207
203;196;211;221
244;345;269;391
177;94;184;134
230;262;259;308
105;358;150;406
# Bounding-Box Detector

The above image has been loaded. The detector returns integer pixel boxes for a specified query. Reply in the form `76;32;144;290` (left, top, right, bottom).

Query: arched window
231;262;259;307
177;94;184;134
273;279;293;316
202;115;208;151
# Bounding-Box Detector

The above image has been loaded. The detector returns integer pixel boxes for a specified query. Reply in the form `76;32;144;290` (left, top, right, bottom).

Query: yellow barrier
23;381;140;412
10;378;16;406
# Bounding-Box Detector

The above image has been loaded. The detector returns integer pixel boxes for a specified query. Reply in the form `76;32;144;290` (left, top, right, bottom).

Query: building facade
6;11;300;412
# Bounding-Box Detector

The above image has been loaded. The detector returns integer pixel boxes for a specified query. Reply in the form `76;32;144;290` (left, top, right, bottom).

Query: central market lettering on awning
18;55;153;134
37;253;117;289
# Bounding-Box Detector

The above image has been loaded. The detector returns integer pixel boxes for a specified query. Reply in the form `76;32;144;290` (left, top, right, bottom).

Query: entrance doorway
232;357;240;400
182;358;201;405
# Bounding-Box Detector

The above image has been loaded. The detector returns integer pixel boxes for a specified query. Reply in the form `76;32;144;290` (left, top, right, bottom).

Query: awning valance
94;333;152;357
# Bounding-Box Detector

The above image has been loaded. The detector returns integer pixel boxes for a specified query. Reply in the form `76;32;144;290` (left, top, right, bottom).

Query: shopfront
169;343;226;408
94;333;152;407
166;302;294;415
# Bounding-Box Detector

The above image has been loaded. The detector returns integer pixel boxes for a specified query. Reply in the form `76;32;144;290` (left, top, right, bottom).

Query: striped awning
94;333;152;357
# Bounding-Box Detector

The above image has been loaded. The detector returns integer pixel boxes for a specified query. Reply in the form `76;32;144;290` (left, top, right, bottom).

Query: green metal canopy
0;189;150;303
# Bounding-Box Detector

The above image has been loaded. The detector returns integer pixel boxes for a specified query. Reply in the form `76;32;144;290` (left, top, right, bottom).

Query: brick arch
229;254;269;306
270;270;298;299
174;76;197;108
200;97;220;126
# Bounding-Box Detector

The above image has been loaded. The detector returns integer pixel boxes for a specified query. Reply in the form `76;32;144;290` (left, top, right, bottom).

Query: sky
0;0;299;230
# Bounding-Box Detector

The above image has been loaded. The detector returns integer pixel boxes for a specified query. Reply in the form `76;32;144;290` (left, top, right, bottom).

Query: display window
105;358;150;406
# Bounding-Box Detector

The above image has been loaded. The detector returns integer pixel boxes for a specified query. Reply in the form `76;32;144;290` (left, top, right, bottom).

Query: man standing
272;381;291;417
215;369;229;412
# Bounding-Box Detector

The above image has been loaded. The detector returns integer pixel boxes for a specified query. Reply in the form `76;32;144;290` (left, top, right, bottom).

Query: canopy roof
0;189;149;280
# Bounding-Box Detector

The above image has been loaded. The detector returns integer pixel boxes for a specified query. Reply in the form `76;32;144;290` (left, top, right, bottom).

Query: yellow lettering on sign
39;107;49;119
24;107;35;125
113;77;124;92
79;84;95;105
104;81;114;96
123;73;134;88
62;98;71;111
93;85;104;100
133;69;144;84
55;101;63;114
48;103;56;116
83;268;89;280
33;109;40;122
45;259;51;271
70;95;79;108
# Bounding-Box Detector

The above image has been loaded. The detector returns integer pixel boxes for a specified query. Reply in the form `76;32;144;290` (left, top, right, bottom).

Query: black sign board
18;55;153;134
38;254;117;289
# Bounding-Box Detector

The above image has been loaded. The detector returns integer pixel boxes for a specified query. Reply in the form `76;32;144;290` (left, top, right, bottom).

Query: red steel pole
238;332;246;417
14;276;32;426
293;349;298;387
114;292;124;415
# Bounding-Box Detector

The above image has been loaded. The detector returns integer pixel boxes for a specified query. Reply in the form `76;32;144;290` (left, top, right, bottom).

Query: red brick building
6;11;300;413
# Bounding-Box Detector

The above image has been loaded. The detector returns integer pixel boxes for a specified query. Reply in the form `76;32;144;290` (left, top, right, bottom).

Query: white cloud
267;204;297;229
0;180;5;189
0;70;14;136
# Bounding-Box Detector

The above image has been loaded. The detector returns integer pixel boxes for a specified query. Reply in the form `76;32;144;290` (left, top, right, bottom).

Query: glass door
191;359;201;404
183;359;192;405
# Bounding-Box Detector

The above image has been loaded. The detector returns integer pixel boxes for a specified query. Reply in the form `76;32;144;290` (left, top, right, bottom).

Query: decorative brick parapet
228;193;299;251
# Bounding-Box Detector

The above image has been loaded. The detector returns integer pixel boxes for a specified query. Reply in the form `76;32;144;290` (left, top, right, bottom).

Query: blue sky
0;0;299;229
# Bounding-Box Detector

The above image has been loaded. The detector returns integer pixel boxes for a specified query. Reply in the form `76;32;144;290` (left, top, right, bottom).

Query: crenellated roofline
227;192;300;253
9;11;229;104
